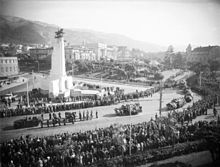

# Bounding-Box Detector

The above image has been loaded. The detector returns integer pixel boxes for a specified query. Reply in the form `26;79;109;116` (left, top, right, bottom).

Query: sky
1;0;220;50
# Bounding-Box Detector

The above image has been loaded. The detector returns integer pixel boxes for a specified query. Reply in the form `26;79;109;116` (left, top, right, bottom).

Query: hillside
0;15;165;52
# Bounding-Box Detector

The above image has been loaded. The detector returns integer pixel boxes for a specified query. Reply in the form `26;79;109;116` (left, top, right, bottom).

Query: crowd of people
1;94;219;167
0;87;157;118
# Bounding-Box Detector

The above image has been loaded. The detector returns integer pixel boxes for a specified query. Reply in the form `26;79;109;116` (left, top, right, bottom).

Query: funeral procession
0;0;220;167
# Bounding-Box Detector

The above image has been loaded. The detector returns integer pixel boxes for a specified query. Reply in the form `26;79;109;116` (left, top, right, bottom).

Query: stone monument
41;29;73;97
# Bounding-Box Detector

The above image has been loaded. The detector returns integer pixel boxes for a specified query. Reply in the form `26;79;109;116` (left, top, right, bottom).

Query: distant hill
0;15;166;52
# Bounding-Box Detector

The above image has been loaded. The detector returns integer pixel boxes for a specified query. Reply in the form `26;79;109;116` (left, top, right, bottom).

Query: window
10;67;12;72
1;67;3;72
9;60;11;63
6;67;8;72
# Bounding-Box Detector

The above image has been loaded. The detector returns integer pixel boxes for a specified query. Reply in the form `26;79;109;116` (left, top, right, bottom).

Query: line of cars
166;80;193;110
114;103;142;116
13;112;80;129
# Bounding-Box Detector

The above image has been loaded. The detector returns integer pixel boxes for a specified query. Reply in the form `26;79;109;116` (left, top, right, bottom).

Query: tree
154;73;164;80
172;52;186;69
163;45;174;69
167;45;174;53
124;64;136;80
74;60;89;73
208;60;220;73
188;62;209;75
208;60;220;77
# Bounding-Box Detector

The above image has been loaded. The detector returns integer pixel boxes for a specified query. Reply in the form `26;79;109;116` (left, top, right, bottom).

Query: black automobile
14;116;40;129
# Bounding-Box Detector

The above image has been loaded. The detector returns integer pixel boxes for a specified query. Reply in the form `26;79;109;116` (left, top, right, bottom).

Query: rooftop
193;45;219;52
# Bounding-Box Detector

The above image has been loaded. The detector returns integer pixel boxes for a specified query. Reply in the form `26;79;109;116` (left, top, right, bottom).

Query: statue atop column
55;28;64;38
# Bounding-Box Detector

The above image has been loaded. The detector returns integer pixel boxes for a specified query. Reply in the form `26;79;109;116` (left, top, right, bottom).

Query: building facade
117;46;131;62
29;47;53;60
106;45;118;60
186;45;220;64
65;46;96;62
86;43;107;61
0;57;19;77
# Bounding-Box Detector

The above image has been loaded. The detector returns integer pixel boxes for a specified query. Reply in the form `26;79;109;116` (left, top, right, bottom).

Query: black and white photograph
0;0;220;166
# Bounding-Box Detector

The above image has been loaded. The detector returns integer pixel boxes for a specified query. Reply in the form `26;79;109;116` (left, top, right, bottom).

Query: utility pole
72;60;74;76
159;80;163;117
199;71;202;87
32;70;34;89
26;79;29;107
129;105;132;156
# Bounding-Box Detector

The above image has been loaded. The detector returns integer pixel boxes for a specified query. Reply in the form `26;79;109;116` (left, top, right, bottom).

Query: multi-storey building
0;57;19;77
186;45;220;64
106;45;118;60
86;43;107;61
65;46;96;62
29;47;53;60
117;46;132;63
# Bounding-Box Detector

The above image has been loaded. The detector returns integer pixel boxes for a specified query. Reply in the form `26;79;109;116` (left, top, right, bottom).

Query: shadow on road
2;125;15;131
103;113;117;117
161;107;168;112
176;90;185;95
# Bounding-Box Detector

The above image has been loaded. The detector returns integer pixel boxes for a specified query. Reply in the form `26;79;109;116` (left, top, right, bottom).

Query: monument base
40;75;73;98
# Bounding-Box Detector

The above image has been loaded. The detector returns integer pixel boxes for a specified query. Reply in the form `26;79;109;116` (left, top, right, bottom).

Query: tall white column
50;37;66;79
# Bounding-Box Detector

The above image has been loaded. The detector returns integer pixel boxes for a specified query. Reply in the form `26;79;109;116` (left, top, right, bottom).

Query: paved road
0;74;34;95
0;69;185;95
0;88;201;142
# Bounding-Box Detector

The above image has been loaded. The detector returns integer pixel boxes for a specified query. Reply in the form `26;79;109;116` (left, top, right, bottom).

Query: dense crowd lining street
1;70;220;167
0;93;219;167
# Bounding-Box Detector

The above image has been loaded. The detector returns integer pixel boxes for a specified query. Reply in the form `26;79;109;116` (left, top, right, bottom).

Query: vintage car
184;93;193;103
14;116;40;129
40;113;66;128
164;79;177;88
178;80;187;90
183;88;193;103
166;97;186;110
115;103;142;116
65;112;76;123
166;102;178;110
40;112;77;128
